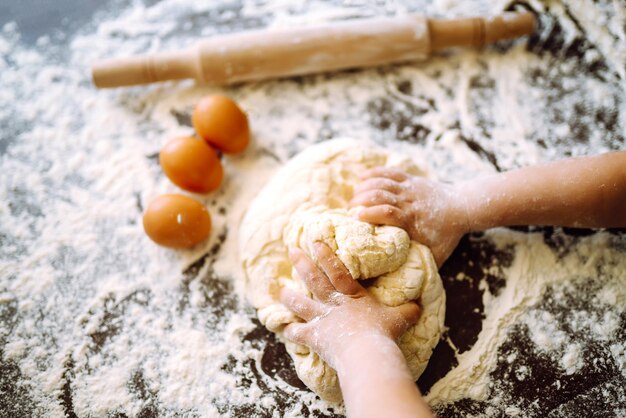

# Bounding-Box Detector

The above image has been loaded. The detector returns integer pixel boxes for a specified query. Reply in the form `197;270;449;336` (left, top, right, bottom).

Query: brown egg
160;136;223;193
142;194;211;249
192;95;250;154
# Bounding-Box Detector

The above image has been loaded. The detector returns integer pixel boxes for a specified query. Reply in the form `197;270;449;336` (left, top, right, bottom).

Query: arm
463;151;626;230
350;151;626;265
282;243;434;418
336;335;434;418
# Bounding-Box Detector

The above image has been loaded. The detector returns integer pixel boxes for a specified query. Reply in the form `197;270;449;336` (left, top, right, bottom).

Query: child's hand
350;167;469;266
282;243;434;418
281;242;420;369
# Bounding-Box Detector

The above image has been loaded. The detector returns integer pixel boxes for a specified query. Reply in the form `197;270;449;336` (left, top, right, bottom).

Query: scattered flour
427;229;626;413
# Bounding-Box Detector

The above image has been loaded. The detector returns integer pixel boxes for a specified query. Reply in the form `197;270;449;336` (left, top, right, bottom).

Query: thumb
395;302;421;326
282;322;311;347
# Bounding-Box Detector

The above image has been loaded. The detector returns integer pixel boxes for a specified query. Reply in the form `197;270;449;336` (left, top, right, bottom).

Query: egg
143;194;211;249
160;136;223;193
192;95;250;154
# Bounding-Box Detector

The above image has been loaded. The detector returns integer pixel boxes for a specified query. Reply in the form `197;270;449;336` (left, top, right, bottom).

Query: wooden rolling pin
92;12;535;88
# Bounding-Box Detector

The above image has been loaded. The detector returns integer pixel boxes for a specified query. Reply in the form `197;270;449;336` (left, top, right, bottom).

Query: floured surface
1;0;625;417
239;139;444;402
428;230;626;417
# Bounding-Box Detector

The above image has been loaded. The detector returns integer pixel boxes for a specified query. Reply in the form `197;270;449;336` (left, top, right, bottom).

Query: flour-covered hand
280;242;420;369
281;242;434;418
350;167;469;266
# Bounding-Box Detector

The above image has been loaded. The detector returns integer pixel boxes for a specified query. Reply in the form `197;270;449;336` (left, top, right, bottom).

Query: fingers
354;177;403;195
289;247;335;301
357;205;408;230
280;287;324;322
312;242;362;296
350;189;399;208
360;167;408;182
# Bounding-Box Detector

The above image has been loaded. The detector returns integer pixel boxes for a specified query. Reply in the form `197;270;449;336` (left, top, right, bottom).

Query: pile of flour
0;0;624;416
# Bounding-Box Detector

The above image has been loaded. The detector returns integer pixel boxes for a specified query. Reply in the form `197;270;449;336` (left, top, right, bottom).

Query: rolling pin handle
428;12;536;52
92;50;199;88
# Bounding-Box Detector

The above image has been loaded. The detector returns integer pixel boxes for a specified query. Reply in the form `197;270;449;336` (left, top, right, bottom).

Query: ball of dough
239;138;445;402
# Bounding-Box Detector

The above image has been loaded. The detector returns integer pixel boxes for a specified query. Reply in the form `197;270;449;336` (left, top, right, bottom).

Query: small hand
350;167;470;266
281;242;420;369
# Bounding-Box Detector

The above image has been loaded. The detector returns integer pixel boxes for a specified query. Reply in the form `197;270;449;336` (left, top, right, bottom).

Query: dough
239;138;445;402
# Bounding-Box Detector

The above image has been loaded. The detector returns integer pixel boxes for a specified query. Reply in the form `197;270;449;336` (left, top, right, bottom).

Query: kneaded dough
239;139;445;402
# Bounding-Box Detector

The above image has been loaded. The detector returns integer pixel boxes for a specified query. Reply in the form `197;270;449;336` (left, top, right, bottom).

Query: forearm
335;335;434;418
460;151;626;231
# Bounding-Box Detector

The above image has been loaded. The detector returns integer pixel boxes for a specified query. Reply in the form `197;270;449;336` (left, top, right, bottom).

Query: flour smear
1;0;625;417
